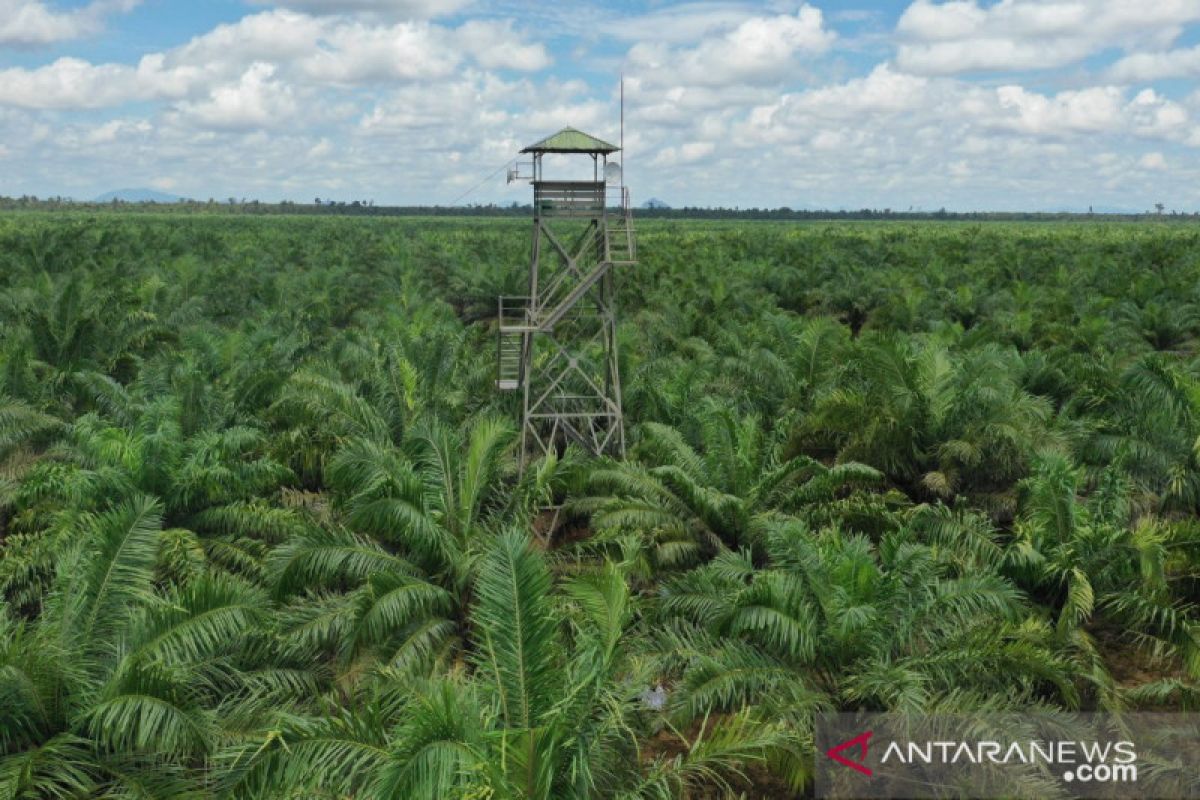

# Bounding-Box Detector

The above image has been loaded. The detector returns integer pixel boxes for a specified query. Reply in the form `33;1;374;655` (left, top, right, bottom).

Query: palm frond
377;680;488;800
56;495;162;649
471;528;561;730
267;524;415;600
127;573;267;664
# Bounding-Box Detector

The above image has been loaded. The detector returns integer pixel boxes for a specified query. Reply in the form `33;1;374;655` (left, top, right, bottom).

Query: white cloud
617;1;836;164
651;140;715;166
1139;151;1167;170
176;63;299;131
358;74;606;159
993;85;1125;135
297;19;458;83
0;10;550;111
1110;44;1200;82
628;5;833;88
780;63;930;116
1126;88;1191;140
307;138;333;158
359;74;515;137
169;11;327;69
85;118;150;144
896;0;1200;75
706;60;1200;210
0;0;139;46
248;0;468;16
0;58;145;108
456;20;551;72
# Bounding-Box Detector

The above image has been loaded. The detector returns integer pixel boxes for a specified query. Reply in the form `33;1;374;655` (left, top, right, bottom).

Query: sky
1;0;1199;211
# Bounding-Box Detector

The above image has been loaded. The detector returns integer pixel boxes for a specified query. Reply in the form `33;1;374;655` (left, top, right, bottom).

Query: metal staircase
496;297;529;391
605;188;636;263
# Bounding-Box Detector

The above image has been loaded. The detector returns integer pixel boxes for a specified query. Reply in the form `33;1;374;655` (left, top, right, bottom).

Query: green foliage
2;213;1200;797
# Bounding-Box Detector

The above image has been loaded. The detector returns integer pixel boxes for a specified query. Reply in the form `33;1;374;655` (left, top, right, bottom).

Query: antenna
507;159;534;184
620;74;625;187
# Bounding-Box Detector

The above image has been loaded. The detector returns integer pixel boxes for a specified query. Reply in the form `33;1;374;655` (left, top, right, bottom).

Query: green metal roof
520;127;619;154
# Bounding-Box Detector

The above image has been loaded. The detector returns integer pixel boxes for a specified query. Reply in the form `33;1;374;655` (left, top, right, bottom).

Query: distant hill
641;197;671;209
94;188;184;203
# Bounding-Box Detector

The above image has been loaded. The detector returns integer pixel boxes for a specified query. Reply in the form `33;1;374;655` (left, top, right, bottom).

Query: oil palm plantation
3;214;1200;798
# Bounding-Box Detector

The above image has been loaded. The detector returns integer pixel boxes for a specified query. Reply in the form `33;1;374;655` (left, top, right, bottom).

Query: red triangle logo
825;730;873;776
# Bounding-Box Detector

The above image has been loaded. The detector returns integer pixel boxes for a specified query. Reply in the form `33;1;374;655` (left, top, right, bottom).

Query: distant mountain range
94;188;184;203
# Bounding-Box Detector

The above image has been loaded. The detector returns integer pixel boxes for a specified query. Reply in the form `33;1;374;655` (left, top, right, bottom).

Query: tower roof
520;127;619;154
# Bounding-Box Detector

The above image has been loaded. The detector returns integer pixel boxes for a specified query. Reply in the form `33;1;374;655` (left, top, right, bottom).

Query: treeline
4;193;1200;221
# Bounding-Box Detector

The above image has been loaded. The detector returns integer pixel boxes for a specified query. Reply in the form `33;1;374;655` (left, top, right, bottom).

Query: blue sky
1;0;1199;211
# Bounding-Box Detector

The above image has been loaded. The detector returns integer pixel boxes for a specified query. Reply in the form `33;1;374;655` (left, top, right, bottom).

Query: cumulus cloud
456;20;552;72
1110;44;1200;82
85;118;151;145
0;10;550;118
0;0;139;46
628;5;833;88
358;74;606;158
992;85;1126;135
176;63;299;131
896;0;1200;74
782;67;1194;145
0;58;147;108
617;1;835;156
712;59;1200;210
650;141;716;167
248;0;469;16
1139;151;1167;171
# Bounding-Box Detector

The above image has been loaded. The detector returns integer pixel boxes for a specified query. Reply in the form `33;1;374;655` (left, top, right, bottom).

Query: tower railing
534;181;606;217
498;295;534;330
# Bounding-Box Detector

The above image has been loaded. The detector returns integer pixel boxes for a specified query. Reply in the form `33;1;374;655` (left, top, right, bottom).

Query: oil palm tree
268;416;516;675
0;496;308;799
1073;353;1200;513
802;338;1053;515
575;402;882;571
1011;453;1200;679
229;530;784;799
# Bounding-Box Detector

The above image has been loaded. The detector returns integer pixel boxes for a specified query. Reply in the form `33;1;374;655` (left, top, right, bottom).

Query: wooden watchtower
496;127;635;465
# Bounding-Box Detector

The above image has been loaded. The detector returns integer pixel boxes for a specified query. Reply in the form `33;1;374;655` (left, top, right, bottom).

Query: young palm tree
1011;453;1200;680
0;496;309;799
1073;353;1200;514
575;402;882;571
268;416;516;676
802;338;1053;515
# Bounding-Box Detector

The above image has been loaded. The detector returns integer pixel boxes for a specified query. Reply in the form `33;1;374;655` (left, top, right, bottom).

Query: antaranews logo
815;712;1200;799
825;730;873;777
